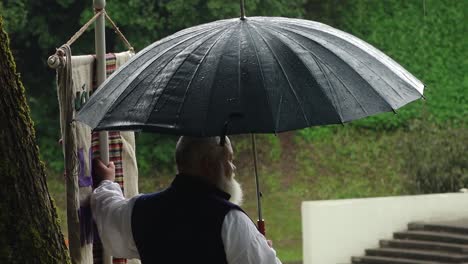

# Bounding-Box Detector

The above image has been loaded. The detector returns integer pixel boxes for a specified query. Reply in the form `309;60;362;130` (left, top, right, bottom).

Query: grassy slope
234;128;412;261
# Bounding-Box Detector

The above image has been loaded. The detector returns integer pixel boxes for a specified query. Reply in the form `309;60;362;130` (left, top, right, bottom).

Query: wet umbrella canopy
76;16;424;135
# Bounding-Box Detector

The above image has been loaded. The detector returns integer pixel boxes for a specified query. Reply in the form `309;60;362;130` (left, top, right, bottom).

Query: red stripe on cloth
91;53;117;94
90;53;127;264
92;134;124;188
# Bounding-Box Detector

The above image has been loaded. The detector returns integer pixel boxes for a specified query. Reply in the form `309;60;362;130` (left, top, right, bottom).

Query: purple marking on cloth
78;205;94;246
78;147;92;187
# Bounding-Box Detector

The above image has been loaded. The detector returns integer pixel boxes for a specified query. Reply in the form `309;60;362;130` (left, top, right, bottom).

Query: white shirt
91;180;282;264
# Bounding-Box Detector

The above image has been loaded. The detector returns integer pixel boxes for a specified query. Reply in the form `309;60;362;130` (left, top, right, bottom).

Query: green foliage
80;0;306;53
37;137;64;173
403;122;468;193
337;0;467;129
135;134;177;176
296;125;335;142
0;1;28;32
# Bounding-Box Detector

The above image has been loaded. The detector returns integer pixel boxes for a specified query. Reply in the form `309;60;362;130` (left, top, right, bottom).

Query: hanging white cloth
57;49;140;264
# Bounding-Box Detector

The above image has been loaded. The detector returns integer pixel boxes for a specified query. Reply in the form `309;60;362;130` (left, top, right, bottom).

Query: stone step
366;248;468;263
394;231;468;244
380;239;468;254
409;221;468;235
351;256;449;264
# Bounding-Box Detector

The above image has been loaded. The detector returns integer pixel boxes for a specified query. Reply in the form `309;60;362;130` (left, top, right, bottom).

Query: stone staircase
351;219;468;264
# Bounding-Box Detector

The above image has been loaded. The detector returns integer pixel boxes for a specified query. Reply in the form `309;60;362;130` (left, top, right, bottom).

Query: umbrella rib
146;27;228;124
273;18;423;93
245;23;276;133
311;54;344;121
119;19;234;72
292;23;406;100
175;24;236;123
253;22;345;122
202;23;244;136
257;23;373;116
92;23;229;100
249;23;311;130
272;23;399;112
86;25;226;121
322;62;369;115
99;27;227;125
274;22;412;102
106;51;181;123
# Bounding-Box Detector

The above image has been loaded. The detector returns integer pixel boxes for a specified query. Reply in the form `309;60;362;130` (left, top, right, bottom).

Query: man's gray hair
175;136;228;172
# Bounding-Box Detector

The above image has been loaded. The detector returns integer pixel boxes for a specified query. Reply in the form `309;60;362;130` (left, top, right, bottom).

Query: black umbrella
77;1;424;235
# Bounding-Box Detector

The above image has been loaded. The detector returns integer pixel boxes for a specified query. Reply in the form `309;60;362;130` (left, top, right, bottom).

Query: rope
65;9;104;47
105;12;134;52
56;44;82;263
57;44;77;182
48;8;134;69
64;8;134;51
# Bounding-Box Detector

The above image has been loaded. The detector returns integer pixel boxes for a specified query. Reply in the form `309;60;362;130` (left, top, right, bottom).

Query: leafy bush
135;133;178;177
337;0;467;130
403;122;468;193
37;136;64;174
296;125;336;142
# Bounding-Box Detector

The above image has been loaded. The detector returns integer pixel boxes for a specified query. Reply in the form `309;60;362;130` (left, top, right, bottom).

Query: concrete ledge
302;193;468;264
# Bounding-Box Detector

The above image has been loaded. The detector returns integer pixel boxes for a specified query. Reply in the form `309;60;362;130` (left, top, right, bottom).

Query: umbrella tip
240;0;246;20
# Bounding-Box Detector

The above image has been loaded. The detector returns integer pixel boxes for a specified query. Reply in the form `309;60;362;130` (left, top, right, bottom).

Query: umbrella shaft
240;0;246;19
251;134;262;221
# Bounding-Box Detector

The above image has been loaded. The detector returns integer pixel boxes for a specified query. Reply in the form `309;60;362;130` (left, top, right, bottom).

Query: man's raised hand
92;158;115;187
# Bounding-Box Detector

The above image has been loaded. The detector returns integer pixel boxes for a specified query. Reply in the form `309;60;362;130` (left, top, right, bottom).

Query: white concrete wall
302;193;468;264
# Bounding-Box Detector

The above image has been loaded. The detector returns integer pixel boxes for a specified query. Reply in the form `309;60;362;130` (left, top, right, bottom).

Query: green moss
0;16;36;141
0;17;18;77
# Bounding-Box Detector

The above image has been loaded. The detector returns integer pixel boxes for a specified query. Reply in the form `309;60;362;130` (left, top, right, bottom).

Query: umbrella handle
257;219;265;236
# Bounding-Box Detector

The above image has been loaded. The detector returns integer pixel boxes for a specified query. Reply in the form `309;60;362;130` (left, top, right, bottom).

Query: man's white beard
218;176;244;206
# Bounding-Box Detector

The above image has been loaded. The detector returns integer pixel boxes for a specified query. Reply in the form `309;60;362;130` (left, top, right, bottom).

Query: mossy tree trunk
0;17;70;263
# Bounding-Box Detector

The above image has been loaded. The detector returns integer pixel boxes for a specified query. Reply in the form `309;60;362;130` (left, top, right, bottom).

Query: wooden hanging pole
93;1;112;264
94;0;109;166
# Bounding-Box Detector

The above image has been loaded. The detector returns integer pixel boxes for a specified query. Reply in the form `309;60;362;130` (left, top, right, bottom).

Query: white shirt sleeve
90;180;141;259
222;210;282;264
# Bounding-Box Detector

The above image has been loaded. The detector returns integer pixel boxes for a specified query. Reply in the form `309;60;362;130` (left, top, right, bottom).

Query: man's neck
172;173;231;201
177;169;217;186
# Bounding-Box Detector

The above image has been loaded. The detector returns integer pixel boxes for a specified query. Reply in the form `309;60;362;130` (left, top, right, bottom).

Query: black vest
131;174;242;264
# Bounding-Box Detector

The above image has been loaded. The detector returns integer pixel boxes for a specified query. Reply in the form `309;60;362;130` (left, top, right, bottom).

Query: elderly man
92;136;282;263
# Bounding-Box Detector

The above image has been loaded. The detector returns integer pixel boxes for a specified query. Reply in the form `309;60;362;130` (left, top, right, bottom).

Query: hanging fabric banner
56;50;140;264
